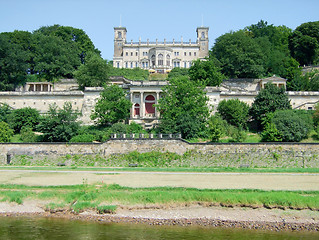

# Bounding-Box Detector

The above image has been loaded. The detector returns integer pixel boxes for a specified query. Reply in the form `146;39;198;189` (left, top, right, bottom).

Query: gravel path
0;170;318;190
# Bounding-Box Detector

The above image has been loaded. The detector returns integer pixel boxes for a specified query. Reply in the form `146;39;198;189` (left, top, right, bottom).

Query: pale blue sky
1;0;318;60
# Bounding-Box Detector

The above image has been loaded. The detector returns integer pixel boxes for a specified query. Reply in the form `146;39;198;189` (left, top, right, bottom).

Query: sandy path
0;170;318;190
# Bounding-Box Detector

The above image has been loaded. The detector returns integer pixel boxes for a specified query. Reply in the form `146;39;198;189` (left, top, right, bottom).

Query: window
158;54;163;66
151;55;155;66
131;52;133;56
134;103;140;116
126;52;128;56
136;52;138;56
189;52;191;56
142;62;145;68
136;62;138;68
118;31;122;38
145;62;148;68
117;62;120;68
184;52;186;56
166;54;170;66
194;52;196;56
184;62;187;68
130;62;133;68
201;32;205;39
125;62;128;68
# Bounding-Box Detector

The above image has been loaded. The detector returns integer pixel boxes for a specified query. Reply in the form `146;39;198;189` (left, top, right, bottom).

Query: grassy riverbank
0;184;318;213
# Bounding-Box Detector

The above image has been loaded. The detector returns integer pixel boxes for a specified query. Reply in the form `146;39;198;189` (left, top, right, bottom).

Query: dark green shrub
261;123;282;142
0;103;12;123
20;126;37;142
9;107;40;133
208;115;226;142
217;99;250;128
0;121;14;142
272;110;310;142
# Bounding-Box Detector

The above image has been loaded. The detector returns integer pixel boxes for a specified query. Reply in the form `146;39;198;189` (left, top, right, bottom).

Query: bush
261;123;282;142
229;127;247;142
208;115;226;142
0;121;14;142
9;107;40;133
272;110;310;142
217;99;250;128
20;126;37;142
69;134;95;143
0;103;12;123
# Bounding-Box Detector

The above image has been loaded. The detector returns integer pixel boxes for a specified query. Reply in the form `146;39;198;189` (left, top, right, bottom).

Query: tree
0;121;13;142
314;103;319;127
157;76;210;139
211;30;266;78
0;103;12;123
167;67;189;80
33;33;81;81
208;115;226;142
217;99;250;128
288;70;319;91
8;107;40;133
37;102;80;142
91;84;132;126
74;53;110;89
0;33;29;90
188;59;224;86
289;21;319;65
250;83;291;128
272;110;310;142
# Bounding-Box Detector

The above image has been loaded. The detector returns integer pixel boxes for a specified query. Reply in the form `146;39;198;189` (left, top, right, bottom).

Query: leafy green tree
157;76;210;139
37;102;80;142
109;66;149;80
289;21;319;65
0;33;29;90
250;83;291;128
91;84;132;126
34;25;100;58
74;53;110;89
33;33;81;81
0;121;13;142
188;59;224;86
211;30;266;78
167;67;189;80
8;107;40;133
288;70;319;91
314;103;319;127
272;110;310;142
0;103;12;123
217;99;250;128
208;115;226;142
261;122;282;142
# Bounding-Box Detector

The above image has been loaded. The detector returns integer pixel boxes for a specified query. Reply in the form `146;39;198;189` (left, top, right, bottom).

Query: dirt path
0;170;318;190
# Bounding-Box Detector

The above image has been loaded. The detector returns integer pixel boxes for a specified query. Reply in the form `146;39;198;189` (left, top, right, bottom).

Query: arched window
151;55;155;66
201;32;205;39
134;103;140;116
158;54;163;66
166;54;170;66
145;95;155;114
118;31;122;39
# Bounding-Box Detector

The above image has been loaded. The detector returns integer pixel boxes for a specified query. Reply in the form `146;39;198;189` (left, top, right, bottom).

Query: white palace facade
113;26;209;73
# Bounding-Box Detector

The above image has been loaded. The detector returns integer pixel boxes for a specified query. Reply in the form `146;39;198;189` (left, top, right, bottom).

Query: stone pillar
155;92;160;118
140;91;144;118
130;92;134;119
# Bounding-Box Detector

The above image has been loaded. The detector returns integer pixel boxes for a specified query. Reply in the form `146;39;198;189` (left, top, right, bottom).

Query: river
0;217;317;239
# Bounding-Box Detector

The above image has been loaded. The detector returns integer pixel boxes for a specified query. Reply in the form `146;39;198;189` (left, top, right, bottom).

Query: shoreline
0;202;318;232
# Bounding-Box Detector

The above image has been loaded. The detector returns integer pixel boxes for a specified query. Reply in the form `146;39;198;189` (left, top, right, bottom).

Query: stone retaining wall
1;140;319;168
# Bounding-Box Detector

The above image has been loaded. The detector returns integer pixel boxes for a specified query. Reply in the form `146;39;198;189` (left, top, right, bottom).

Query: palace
113;26;209;73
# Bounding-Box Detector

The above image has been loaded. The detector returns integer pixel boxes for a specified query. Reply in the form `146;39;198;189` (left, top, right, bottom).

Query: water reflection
0;217;317;240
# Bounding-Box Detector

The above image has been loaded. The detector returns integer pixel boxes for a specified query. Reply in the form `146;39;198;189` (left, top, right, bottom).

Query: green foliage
0;33;29;90
261;123;282;142
109;66;149;80
156;76;210;139
188;59;225;86
91;84;132;126
69;134;95;143
217;99;250;128
167;67;189;80
208;115;226;142
37;102;80;142
74;52;110;89
250;83;291;128
272;110;311;142
8;107;40;133
0;103;12;123
229;128;247;143
314;103;319;127
211;30;266;78
97;205;117;214
0;121;14;142
288;70;319;91
289;21;319;65
20;126;37;142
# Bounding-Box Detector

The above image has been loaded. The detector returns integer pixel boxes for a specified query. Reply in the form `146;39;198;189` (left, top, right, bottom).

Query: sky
1;0;318;60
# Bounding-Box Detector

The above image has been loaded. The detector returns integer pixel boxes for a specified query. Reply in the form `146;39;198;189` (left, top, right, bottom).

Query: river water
0;217;317;240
